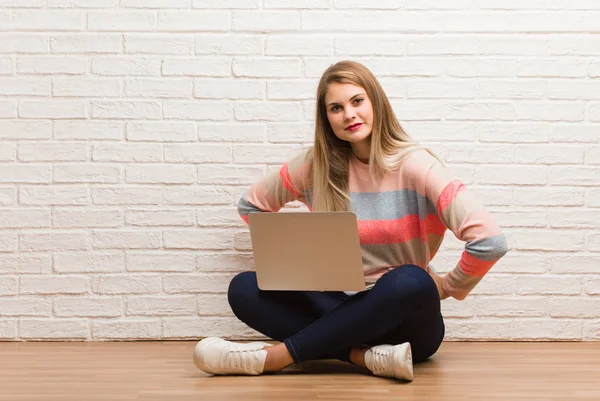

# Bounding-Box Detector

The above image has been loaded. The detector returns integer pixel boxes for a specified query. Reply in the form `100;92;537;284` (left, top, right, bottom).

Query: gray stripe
465;234;509;261
237;194;264;216
350;189;437;221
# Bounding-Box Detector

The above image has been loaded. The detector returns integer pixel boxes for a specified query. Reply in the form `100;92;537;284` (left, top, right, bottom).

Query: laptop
247;211;366;291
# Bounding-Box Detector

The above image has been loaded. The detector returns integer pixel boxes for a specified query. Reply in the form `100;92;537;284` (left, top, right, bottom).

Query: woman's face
324;82;374;146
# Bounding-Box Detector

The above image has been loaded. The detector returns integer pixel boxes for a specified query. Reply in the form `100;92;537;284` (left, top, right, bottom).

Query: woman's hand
429;271;450;300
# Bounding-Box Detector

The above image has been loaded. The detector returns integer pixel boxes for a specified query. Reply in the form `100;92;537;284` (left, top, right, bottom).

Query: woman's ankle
350;347;369;369
263;343;294;372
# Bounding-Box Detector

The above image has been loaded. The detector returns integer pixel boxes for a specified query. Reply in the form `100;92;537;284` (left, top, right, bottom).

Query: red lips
345;123;362;131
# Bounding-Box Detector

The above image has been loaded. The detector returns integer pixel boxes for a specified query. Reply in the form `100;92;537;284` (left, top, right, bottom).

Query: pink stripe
241;214;249;224
358;215;446;245
459;251;495;277
437;180;466;215
279;163;300;198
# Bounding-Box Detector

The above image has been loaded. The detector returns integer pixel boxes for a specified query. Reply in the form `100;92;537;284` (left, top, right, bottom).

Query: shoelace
224;347;258;372
370;348;391;375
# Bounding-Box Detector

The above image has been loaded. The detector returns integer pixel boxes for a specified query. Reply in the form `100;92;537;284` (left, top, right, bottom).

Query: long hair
308;60;439;212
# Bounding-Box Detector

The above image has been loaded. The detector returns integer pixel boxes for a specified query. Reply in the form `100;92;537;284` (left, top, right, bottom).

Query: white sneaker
193;337;272;375
364;342;414;381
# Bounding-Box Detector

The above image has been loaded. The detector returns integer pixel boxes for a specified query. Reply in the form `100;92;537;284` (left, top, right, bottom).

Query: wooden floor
0;341;598;401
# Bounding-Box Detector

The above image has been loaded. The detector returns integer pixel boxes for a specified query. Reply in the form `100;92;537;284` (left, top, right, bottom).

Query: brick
124;78;192;98
266;35;332;56
267;80;316;100
0;165;51;184
512;230;584;252
122;0;188;7
587;278;600;294
20;276;89;295
233;58;301;78
163;229;234;250
162;58;230;77
19;185;89;206
17;56;86;74
440;298;475;318
18;142;88;162
302;11;440;32
234;101;302;121
125;35;194;55
127;252;196;272
20;232;92;252
0;277;17;296
549;256;600;274
197;294;233;316
92;275;162;295
443;12;584;33
13;10;83;31
163;100;232;120
92;57;161;76
158;11;229;31
0;143;15;161
511;319;582;340
0;56;12;74
195;79;264;100
233;11;300;32
549;297;600;318
163;186;233;206
264;0;329;8
46;0;118;6
445;102;515;121
163;273;235;293
587;146;600;164
126;165;196;184
20;319;88;340
93;230;162;250
199;123;266;142
549;81;600;100
0;34;48;54
589;233;600;251
54;297;122;317
126;296;196;316
0;100;16;118
88;11;157;31
92;319;162;340
53;78;121;97
196;253;253;272
91;101;161;120
0;78;49;96
548;209;600;228
197;165;264;185
515;276;582;295
0;320;16;339
479;80;546;99
513;187;584;206
0;298;51;317
193;0;259;7
0;232;17;252
92;143;162;162
549;166;600;186
127;122;196;142
164;144;231;163
474;165;547;185
0;254;51;274
233;144;302;163
491;210;547;228
125;209;195;227
54;121;123;141
583;321;600;340
54;164;120;184
515;145;584;164
52;208;122;228
51;34;121;53
19;100;86;119
476;297;548;317
197;207;244;228
54;252;124;273
267;122;313;143
516;102;585;122
0;187;15;206
444;144;514;163
196;35;262;55
0;209;49;229
92;186;162;206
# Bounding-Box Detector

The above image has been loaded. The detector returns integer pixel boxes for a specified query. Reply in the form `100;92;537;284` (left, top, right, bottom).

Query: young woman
193;60;508;381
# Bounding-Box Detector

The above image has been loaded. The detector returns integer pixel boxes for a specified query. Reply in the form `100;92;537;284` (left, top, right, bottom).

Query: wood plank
0;342;598;401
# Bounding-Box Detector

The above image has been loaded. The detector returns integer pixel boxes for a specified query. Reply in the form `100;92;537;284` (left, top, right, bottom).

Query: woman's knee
227;271;258;312
374;264;439;305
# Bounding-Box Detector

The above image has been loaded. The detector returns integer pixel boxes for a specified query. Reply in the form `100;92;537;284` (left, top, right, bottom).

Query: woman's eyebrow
326;93;365;107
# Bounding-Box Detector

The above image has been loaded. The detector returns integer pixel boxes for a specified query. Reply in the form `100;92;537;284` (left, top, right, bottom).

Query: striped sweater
238;149;508;300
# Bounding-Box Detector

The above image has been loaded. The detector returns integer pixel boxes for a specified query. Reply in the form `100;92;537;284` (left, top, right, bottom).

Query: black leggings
227;264;445;364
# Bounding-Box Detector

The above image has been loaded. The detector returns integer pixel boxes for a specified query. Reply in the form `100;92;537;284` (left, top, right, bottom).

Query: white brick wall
0;1;598;342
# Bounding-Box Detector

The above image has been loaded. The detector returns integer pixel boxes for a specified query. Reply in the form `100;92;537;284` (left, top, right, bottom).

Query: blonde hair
308;60;439;212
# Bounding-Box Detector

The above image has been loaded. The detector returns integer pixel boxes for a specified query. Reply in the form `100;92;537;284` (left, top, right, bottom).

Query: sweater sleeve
424;158;508;300
237;150;312;223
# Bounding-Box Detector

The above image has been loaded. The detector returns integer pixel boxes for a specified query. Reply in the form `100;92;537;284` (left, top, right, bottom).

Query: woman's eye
354;98;363;104
331;105;341;112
